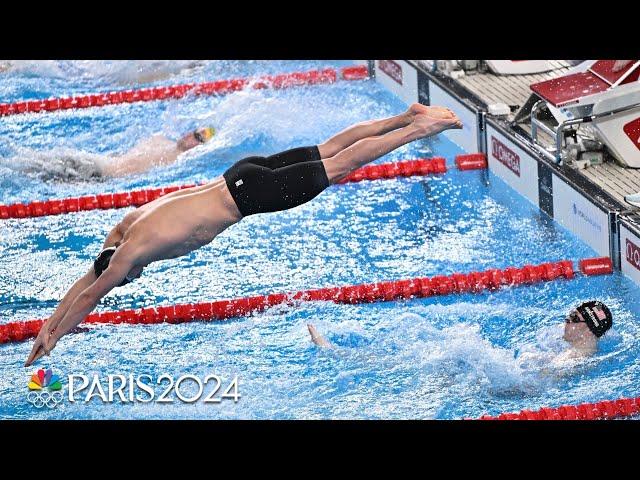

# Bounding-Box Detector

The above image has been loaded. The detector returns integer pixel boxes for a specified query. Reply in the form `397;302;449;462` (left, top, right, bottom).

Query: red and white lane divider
0;155;467;220
478;396;640;420
0;256;612;345
0;66;370;118
455;153;488;170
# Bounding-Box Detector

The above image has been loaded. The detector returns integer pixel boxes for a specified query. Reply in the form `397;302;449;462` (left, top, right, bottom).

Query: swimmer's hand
24;327;55;367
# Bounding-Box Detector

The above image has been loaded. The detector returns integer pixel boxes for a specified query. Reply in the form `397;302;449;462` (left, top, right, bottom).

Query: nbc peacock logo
27;368;64;409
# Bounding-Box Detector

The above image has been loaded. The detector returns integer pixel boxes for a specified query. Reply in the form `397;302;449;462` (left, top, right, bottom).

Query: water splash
3;146;109;182
1;60;203;85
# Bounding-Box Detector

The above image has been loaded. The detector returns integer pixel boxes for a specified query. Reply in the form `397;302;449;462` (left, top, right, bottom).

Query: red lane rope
0;66;369;118
478;396;640;420
0;157;449;220
0;256;611;345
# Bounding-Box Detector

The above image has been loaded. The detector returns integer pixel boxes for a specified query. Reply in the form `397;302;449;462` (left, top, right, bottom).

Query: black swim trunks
223;146;330;217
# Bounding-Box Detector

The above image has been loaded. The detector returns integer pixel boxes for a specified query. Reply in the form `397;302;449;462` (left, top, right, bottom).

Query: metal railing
531;99;640;164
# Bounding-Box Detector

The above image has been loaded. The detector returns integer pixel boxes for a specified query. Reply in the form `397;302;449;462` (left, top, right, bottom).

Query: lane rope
0;154;485;220
0;66;369;118
478;396;640;420
2;65;624;418
0;256;612;344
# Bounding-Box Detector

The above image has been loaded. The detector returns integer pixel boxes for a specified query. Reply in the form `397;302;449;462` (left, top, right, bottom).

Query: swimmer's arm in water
102;135;182;177
103;128;212;178
537;350;583;378
25;242;139;366
307;324;334;349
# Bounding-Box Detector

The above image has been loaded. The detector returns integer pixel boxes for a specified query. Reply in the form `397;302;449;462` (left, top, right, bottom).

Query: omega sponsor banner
485;125;539;206
428;81;478;153
491;135;520;176
374;60;418;106
620;223;640;285
552;176;610;257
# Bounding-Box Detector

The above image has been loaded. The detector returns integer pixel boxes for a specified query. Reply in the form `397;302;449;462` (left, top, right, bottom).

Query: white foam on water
2;146;109;182
319;309;594;399
1;60;203;85
173;85;392;162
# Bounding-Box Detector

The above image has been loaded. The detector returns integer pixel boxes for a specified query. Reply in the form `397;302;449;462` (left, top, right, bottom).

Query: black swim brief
223;146;330;217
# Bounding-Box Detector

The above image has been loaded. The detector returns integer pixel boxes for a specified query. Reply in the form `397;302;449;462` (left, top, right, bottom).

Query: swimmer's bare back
108;177;242;263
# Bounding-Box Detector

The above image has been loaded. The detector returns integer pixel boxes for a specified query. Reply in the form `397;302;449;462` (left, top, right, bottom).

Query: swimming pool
1;60;639;419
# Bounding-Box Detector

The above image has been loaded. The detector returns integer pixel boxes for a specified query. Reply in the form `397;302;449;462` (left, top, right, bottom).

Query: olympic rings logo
26;390;64;409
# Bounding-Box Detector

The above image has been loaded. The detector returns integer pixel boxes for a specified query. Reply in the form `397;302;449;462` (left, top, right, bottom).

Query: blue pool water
1;60;639;419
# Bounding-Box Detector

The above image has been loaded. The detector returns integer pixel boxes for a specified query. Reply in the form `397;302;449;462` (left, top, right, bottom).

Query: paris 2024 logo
27;368;63;408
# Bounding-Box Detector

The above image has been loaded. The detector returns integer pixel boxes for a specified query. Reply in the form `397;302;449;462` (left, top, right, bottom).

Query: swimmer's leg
322;113;462;183
223;114;461;216
317;103;457;159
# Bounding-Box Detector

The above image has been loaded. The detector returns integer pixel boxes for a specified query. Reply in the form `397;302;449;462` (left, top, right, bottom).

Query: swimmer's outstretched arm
24;269;98;366
308;324;334;349
25;242;139;366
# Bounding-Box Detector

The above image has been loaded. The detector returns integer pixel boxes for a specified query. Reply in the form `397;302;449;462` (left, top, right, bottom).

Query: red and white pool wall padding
0;256;611;345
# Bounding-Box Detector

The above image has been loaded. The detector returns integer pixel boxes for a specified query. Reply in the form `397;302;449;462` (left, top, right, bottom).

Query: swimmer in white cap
25;103;462;366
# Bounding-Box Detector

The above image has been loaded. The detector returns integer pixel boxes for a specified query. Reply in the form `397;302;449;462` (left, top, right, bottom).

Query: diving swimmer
24;103;463;366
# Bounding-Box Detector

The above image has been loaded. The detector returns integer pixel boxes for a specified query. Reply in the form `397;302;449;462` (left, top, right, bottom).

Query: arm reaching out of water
25;242;140;366
308;324;334;349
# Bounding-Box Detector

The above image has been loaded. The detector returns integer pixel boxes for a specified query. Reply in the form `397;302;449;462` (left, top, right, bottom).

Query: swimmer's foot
408;103;456;120
412;113;463;138
176;126;216;152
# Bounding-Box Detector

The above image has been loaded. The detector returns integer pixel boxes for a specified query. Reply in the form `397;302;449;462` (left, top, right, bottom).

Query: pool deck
366;60;640;287
420;60;640;208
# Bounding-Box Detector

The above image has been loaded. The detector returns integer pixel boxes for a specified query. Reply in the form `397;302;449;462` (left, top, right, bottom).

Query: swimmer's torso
118;177;241;265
